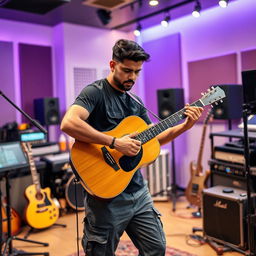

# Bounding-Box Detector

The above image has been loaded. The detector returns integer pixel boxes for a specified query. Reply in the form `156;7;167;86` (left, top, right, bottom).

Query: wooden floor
7;196;244;256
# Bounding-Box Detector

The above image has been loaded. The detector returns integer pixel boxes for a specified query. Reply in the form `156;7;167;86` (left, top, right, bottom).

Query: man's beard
113;76;135;91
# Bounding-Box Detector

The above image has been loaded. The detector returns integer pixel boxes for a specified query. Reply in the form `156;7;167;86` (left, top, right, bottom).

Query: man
61;39;203;256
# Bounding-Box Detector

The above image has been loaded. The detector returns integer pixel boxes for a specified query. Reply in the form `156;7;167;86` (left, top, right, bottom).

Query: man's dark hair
112;39;150;62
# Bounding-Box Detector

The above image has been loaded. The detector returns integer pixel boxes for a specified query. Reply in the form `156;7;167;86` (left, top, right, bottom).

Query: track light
161;15;170;27
134;24;142;36
149;0;159;6
219;0;228;8
192;1;201;18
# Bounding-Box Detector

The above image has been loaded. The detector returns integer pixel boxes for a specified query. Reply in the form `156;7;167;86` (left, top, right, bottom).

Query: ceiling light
149;0;159;7
219;0;228;8
161;15;170;27
192;1;201;18
134;24;142;36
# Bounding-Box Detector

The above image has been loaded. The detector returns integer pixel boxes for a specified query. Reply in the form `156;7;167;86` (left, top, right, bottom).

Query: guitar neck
196;123;207;171
135;99;204;144
24;143;41;192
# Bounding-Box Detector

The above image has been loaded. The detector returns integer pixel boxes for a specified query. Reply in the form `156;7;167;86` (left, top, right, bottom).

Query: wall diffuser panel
19;43;53;122
142;33;182;122
241;49;256;71
0;41;16;127
188;54;238;104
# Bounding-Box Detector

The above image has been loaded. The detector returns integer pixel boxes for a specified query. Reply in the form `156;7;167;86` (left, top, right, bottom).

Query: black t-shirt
73;78;152;193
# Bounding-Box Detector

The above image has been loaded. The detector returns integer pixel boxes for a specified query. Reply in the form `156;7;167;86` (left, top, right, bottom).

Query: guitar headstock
200;86;226;107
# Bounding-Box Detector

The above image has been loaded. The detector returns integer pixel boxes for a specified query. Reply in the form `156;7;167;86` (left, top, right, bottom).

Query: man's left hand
183;104;204;129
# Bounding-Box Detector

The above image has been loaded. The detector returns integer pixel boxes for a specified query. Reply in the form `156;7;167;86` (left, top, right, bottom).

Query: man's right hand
114;132;141;156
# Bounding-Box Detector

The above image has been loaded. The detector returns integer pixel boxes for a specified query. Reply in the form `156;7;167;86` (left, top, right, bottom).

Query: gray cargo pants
82;183;166;256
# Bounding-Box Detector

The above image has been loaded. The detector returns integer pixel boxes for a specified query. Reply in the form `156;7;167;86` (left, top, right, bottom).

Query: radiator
146;149;171;201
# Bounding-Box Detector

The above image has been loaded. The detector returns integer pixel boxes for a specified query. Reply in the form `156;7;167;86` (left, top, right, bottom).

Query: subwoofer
211;84;243;120
34;97;60;125
203;185;253;249
157;88;184;119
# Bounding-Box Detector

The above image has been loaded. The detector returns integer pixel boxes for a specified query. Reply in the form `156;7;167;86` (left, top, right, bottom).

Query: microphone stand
0;90;49;255
242;102;256;256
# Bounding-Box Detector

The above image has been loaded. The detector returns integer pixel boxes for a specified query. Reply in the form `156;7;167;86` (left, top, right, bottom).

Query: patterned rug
68;240;197;256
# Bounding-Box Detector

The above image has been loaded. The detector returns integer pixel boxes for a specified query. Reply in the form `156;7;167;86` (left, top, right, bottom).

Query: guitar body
71;115;160;199
24;184;59;229
2;206;21;235
185;161;210;207
71;87;226;199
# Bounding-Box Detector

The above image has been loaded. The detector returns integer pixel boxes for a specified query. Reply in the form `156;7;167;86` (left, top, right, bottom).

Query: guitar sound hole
119;148;143;172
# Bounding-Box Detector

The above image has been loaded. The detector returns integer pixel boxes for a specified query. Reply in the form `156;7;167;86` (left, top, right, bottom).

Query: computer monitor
0;141;28;173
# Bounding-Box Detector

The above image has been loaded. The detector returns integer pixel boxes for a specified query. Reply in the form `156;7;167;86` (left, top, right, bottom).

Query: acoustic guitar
1;198;21;235
185;109;213;207
22;142;59;229
71;86;226;199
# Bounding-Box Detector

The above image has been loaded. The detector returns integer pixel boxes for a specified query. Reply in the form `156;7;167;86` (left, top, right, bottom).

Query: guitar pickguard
119;148;143;172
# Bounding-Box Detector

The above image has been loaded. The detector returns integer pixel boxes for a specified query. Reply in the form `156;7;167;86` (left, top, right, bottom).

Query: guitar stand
2;174;50;256
24;223;67;239
186;206;201;218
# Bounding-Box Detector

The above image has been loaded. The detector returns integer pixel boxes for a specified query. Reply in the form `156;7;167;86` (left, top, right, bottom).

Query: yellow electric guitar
71;86;226;199
185;109;213;207
22;142;59;229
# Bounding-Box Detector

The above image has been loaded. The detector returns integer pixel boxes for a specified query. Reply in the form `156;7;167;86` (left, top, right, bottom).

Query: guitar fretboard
135;100;204;144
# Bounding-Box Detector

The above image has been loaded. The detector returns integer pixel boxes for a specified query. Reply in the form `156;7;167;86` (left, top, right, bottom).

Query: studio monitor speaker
157;88;184;120
34;97;60;125
242;70;256;104
212;84;243;120
203;186;252;249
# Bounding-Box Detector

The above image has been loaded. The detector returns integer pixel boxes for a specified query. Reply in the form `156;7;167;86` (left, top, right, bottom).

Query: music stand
0;142;49;256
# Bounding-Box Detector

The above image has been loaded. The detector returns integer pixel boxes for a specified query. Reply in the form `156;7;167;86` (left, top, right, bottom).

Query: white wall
57;23;134;107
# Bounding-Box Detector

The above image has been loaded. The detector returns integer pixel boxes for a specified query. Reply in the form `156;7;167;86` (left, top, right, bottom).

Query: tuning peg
211;86;214;90
220;100;223;103
201;92;205;96
215;102;218;105
211;105;213;108
207;88;211;92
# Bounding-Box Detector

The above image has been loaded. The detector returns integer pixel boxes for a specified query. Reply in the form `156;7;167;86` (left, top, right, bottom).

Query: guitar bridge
101;147;120;171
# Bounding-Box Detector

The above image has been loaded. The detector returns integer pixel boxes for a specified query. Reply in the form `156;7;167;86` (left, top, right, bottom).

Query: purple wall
0;41;16;127
19;43;53;122
241;49;256;71
142;33;182;122
188;53;238;103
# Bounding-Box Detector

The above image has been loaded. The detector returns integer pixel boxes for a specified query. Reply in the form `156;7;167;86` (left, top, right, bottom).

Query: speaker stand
170;140;184;212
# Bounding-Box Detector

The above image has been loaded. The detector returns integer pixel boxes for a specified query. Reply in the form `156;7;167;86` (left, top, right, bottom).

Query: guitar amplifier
214;145;256;165
203;185;255;250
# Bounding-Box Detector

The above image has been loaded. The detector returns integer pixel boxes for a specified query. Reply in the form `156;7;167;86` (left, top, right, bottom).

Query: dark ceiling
0;0;236;32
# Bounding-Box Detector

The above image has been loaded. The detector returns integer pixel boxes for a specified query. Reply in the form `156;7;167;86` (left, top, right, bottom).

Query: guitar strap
126;92;162;121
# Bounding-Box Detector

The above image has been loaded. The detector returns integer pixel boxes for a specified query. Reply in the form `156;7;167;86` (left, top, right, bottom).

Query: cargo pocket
152;207;166;245
82;225;109;256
